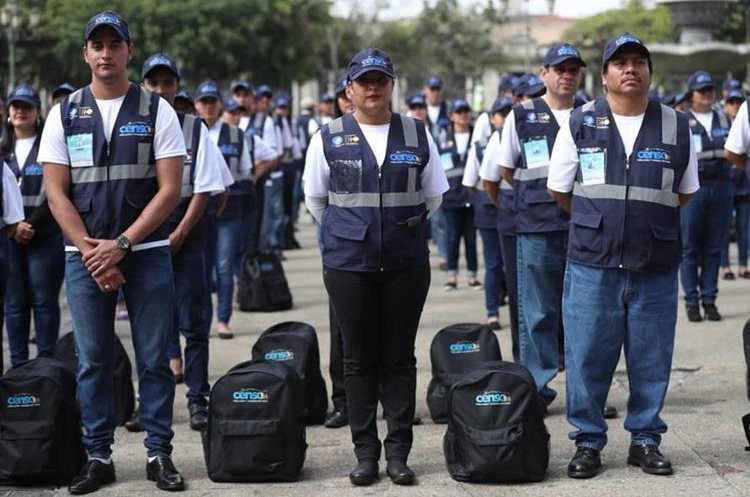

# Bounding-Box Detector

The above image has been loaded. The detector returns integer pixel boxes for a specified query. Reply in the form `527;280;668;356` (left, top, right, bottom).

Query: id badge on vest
578;147;606;186
440;152;454;171
522;137;549;169
692;133;703;154
66;133;94;168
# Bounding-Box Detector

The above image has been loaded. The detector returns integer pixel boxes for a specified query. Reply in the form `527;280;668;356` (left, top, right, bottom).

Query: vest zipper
379;167;384;271
618;154;631;268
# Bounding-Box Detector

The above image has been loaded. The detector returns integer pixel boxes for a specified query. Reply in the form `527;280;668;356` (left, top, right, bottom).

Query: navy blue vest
688;109;731;183
6;136;44;221
0;167;5;258
513;98;569;233
470;124;499;230
321;113;430;271
60;84;163;245
245;112;267;138
567;98;690;272
216;122;247;220
439;125;472;210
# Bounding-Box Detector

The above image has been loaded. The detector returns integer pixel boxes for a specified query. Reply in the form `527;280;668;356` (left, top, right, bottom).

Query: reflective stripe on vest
70;163;155;183
328;190;425;208
22;182;46;207
514;165;549;181
180;114;198;198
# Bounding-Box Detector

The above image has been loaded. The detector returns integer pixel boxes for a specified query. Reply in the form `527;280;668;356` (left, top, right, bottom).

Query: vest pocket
523;189;555;204
648;224;680;269
569;211;602;255
329;221;368;241
72;195;92;214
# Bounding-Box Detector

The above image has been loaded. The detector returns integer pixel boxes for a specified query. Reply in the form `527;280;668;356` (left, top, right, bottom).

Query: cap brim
86;23;129;41
141;63;179;81
691;84;715;91
195;94;220;102
525;84;547;97
547;56;587;67
349;67;396;82
7;96;39;107
606;42;650;63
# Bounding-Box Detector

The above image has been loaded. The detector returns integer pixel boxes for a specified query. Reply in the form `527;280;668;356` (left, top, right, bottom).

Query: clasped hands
82;237;127;294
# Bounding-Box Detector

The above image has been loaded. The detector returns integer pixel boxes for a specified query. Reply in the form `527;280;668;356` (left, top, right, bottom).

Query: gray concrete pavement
3;214;750;497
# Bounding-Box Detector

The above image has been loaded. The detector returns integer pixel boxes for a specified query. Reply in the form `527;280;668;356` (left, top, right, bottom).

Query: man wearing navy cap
52;82;77;105
680;71;733;322
40;11;188;492
173;88;194;114
424;74;448;131
482;42;585;418
548;33;698;479
406;93;427;122
230;80;254;131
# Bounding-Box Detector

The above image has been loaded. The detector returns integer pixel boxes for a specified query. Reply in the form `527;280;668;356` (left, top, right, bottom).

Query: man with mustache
547;33;699;479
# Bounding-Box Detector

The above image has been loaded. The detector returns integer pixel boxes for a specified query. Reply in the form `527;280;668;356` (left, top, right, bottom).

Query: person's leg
0;258;7;374
679;186;708;308
736;196;750;270
328;301;347;413
215;217;242;327
563;263;626;452
720;196;736;270
478;227;501;320
443;208;460;285
517;232;567;405
379;263;431;461
323;267;382;462
65;252;118;459
4;240;32;366
234;194;257;276
463;208;479;281
500;233;520;362
121;248;176;457
26;233;65;359
430;207;447;263
699;181;733;307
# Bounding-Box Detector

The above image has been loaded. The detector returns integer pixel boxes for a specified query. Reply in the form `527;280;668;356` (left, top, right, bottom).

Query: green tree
714;0;750;43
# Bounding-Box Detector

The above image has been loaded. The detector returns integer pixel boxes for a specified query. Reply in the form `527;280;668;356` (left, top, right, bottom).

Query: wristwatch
116;235;132;253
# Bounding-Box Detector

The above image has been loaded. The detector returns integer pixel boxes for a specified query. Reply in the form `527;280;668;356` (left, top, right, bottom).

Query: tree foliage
714;0;750;43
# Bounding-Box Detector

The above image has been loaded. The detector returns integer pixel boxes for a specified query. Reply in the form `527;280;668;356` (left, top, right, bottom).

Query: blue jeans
516;231;566;404
721;195;750;267
500;233;520;363
5;233;64;366
214;217;242;324
168;249;211;407
429;207;447;260
235;194;258;275
563;262;678;451
260;173;284;253
478;227;504;318
444;207;478;276
65;248;175;458
680;181;733;307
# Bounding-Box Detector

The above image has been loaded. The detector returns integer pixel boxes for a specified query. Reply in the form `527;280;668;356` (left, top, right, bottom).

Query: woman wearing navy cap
304;48;448;486
1;84;64;367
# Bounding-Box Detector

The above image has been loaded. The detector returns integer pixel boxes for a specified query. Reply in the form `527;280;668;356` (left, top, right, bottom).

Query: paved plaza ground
3;215;750;496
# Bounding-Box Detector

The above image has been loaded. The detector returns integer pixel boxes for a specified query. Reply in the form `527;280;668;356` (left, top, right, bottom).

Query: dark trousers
500;233;520;363
323;263;431;462
0;257;7;374
328;301;346;411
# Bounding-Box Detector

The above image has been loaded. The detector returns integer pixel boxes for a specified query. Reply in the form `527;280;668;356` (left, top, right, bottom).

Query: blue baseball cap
320;92;335;103
514;74;546;97
52;82;76;99
544;43;586;67
724;78;742;91
490;97;513;114
347;48;396;81
672;92;687;107
194;80;221;102
425;75;443;89
406;92;426;108
688;71;715;91
276;95;291;108
141;53;180;80
7;84;40;108
648;89;663;102
223;97;240;112
726;89;746;102
231;80;254;94
334;74;348;95
85;11;130;42
256;84;273;97
498;74;519;93
175;88;192;103
451;99;471;112
602;33;650;66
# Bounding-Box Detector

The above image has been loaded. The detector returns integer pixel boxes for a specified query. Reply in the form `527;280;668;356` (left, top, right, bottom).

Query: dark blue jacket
321;113;430;271
438;125;472;210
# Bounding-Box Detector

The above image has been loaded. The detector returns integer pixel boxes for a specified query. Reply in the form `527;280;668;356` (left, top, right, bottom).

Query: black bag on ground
52;331;135;427
251;321;328;425
0;357;87;486
443;360;549;483
203;360;307;482
427;323;502;423
237;252;293;312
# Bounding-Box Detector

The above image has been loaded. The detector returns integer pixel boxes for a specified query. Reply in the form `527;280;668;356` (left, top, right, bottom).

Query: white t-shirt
206;120;252;181
308;115;332;136
463;136;482;187
14;136;37;169
496;106;572;172
427;105;441;125
252;134;279;162
478;129;503;181
725;101;750;155
302;118;449;199
454;132;470;156
2;162;24;225
469;112;493;150
692;110;714;135
547;113;700;194
192;122;229;195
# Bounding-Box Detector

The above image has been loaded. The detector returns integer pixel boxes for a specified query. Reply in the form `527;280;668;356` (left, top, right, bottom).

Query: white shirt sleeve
253;136;279;162
38;103;69;165
462;140;480;187
281;118;294;149
547;122;580;193
498;110;522;170
725;101;750;155
679;129;700;194
236;134;251;180
153;99;187;160
192;123;228;194
302;132;329;198
308;118;320;136
422;131;450;197
469;112;492;147
262;116;280;154
3;162;24;224
479;130;503;181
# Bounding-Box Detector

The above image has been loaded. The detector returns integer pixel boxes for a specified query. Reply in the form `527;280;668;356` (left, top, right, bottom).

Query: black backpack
443;361;549;483
237;252;293;312
203;360;307;482
251;322;328;425
0;357;87;485
52;332;135;427
742;319;750;449
427;323;502;423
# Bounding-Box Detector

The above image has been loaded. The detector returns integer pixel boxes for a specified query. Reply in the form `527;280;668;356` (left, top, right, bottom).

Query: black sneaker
686;306;702;322
703;303;721;322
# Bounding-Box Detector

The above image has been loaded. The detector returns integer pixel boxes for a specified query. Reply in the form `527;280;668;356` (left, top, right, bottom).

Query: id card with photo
66;133;94;168
523;138;550;169
692;134;703;154
579;148;606;185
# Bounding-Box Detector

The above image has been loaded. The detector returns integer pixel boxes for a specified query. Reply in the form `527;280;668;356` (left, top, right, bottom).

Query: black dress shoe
386;458;415;485
68;459;116;494
146;456;185;491
603;405;619;419
703;304;722;322
567;447;601;479
324;409;348;428
686;306;703;322
627;444;673;475
349;460;378;486
188;404;208;431
124;409;144;433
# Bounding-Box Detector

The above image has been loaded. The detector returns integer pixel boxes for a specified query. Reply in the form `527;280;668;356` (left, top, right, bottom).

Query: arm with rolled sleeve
462;141;480;188
547;122;580;213
479;130;502;204
725;101;749;169
302;132;329;224
497;110;522;182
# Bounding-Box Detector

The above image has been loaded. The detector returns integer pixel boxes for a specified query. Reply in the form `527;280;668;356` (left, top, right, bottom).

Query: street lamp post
1;0;20;93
